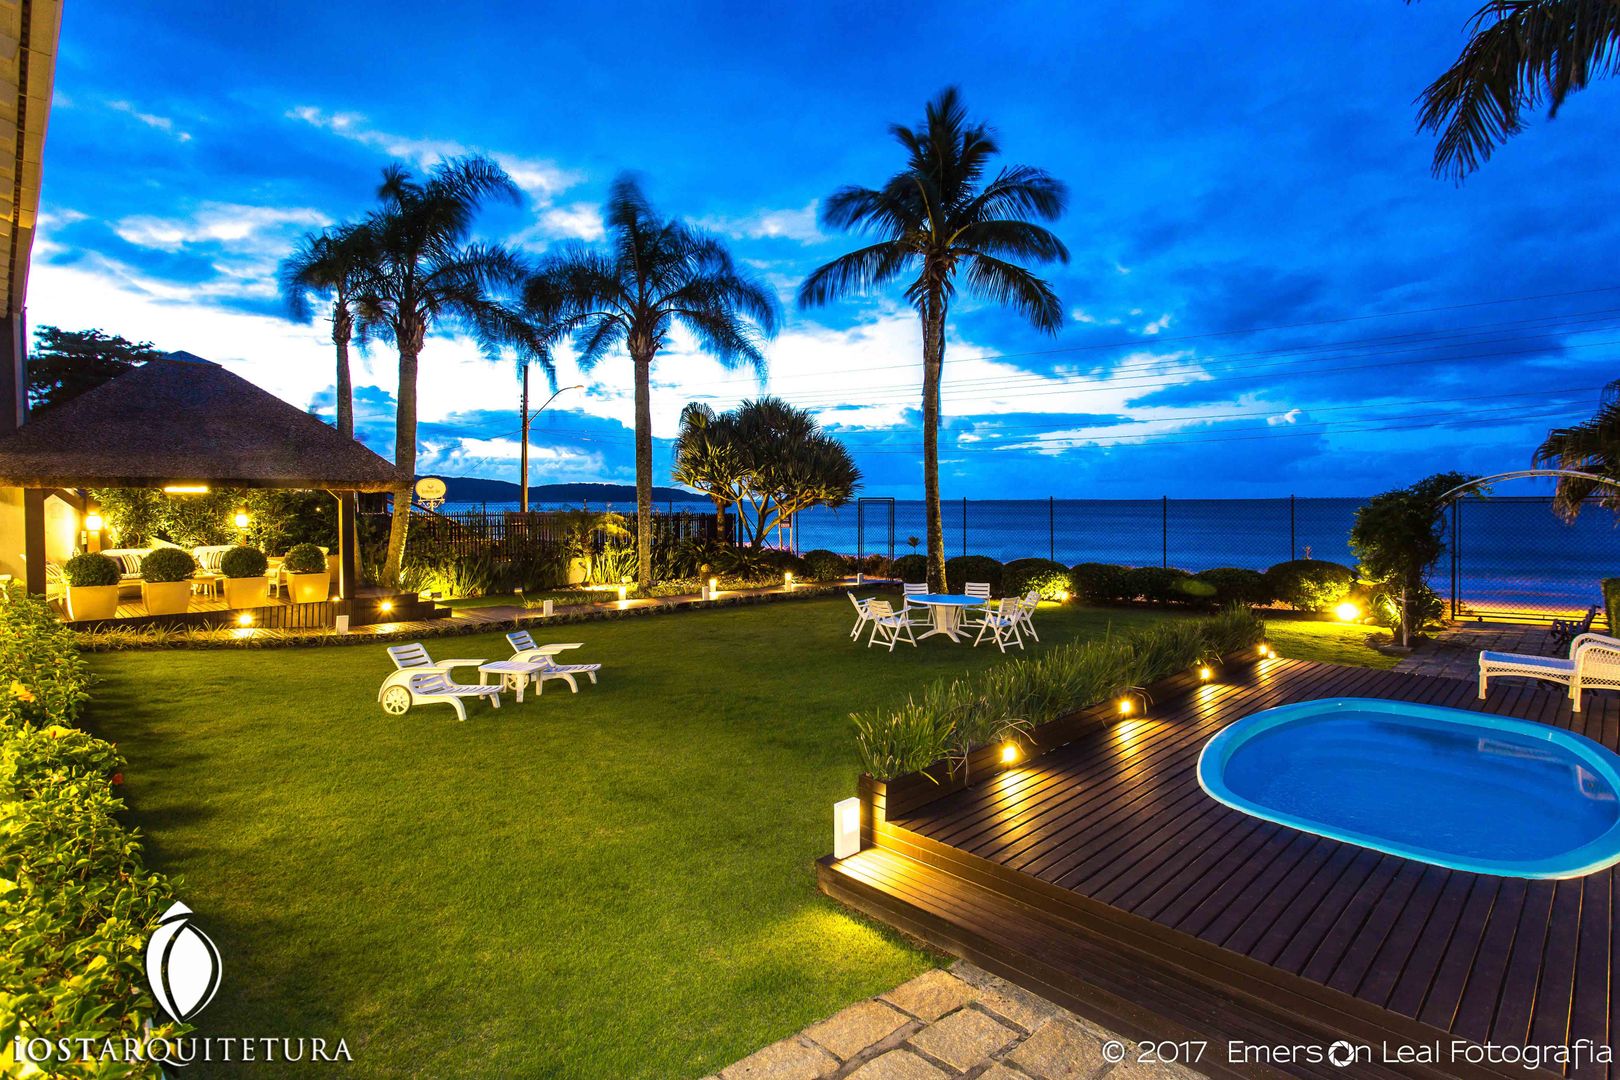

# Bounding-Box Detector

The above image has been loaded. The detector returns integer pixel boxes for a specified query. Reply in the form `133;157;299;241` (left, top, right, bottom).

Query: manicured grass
82;600;1384;1078
1265;616;1401;669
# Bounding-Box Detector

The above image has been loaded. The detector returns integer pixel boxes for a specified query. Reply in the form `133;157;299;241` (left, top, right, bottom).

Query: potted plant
63;552;122;620
139;547;197;615
283;543;330;603
220;545;270;609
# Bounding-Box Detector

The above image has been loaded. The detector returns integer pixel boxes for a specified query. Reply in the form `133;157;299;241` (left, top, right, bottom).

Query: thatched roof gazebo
0;356;405;599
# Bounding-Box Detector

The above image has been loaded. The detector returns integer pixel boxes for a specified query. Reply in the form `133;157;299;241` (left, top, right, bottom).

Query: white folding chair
866;599;917;651
1016;591;1041;642
505;629;601;694
961;582;992;628
973;598;1025;653
847;592;876;641
899;582;933;628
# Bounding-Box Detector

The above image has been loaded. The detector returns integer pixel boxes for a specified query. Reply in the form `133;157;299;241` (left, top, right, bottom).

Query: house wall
0;487;83;590
0;486;22;582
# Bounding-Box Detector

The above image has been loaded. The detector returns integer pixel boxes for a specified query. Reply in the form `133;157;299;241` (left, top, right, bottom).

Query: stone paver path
1392;622;1556;681
713;963;1197;1080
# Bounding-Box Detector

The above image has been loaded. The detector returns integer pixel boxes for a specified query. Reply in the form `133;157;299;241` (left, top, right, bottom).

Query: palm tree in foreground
526;175;780;588
279;222;375;438
799;86;1068;591
1533;380;1620;520
361;155;547;585
1415;0;1620;181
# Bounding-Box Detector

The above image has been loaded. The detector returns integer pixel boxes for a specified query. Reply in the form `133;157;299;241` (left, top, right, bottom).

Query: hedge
1069;562;1132;603
1123;566;1197;605
0;587;184;1073
139;546;196;584
890;553;929;582
945;555;1003;593
1002;558;1070;600
62;552;120;589
1192;567;1273;608
282;542;327;575
801;549;849;582
1263;559;1355;612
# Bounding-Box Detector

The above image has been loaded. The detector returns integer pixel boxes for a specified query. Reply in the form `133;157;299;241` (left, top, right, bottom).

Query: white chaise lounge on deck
379;643;501;721
1478;632;1620;712
505;630;601;694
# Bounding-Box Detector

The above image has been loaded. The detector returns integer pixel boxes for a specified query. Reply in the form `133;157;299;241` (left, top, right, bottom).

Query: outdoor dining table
906;593;987;642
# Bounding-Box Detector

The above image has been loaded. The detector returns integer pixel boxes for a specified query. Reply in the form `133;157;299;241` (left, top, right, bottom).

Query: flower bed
0;587;181;1074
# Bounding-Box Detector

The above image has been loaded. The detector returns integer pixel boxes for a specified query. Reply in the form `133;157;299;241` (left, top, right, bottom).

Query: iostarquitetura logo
146;901;223;1023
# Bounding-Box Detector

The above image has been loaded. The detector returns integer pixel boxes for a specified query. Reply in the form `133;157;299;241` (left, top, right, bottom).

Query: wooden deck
821;659;1619;1079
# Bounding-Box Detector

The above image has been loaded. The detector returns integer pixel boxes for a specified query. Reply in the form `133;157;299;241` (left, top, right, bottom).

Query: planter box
141;580;192;615
223;576;269;609
288;571;330;604
66;584;120;621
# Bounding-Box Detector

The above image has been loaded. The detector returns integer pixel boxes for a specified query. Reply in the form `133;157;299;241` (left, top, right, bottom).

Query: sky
27;1;1620;500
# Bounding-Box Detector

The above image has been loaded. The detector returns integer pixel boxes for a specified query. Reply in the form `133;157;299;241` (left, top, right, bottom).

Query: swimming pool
1197;698;1620;879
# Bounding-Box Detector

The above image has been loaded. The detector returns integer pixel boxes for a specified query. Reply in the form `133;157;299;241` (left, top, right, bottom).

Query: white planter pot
66;584;120;621
141;580;192;615
223;576;269;609
288;571;330;604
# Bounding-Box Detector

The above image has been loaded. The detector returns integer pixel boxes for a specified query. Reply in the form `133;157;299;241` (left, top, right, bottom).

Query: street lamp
520;371;585;513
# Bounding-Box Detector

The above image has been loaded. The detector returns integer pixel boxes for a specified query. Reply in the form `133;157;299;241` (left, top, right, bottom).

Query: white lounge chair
847;592;876;641
379;643;501;720
866;599;916;651
1016;591;1041;642
973;598;1025;652
1479;632;1620;712
505;630;601;694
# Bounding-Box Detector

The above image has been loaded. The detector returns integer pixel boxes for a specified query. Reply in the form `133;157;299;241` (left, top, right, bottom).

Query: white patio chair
961;582;993;628
847;592;876;641
898;582;934;628
506;629;601;694
1016;591;1041;642
1479;632;1620;712
866;599;917;651
379;644;501;720
973;598;1025;652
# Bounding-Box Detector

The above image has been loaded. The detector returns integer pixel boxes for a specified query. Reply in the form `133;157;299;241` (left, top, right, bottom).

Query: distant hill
430;476;709;504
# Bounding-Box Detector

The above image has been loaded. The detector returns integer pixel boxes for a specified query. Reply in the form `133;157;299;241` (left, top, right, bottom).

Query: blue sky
28;1;1620;499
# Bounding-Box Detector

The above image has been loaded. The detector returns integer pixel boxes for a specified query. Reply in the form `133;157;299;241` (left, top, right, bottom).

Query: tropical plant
1532;381;1620;520
1350;472;1472;646
800;87;1068;590
358;155;545;586
722;397;859;547
25;326;163;415
282;543;327;575
525;175;780;587
279;222;376;438
671;402;743;537
139;547;196;584
1414;0;1620;181
220;546;269;579
63;552;119;588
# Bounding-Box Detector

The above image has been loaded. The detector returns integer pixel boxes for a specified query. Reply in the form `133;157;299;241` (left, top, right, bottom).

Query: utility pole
519;369;584;512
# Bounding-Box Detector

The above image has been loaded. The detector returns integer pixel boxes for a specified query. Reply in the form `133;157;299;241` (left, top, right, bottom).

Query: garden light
833;797;860;860
709;577;719;596
83;512;103;533
233;511;250;529
379;601;393;614
1198;666;1213;682
236;613;253;627
1118;698;1134;716
1335;602;1361;623
1000;742;1020;765
784;571;794;588
542;599;554;617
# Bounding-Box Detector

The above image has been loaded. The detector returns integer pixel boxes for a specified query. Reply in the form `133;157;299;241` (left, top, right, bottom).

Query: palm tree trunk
633;349;654;589
333;301;354;439
921;300;948;592
382;332;421;586
712;496;728;543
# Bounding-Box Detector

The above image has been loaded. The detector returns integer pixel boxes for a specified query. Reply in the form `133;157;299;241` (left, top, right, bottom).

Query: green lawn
82;600;1384;1078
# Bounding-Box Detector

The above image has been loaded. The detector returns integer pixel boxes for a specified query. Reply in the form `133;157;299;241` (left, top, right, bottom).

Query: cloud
1141;313;1172;335
106;100;191;142
112;203;329;253
696;200;822;243
1267;408;1302;426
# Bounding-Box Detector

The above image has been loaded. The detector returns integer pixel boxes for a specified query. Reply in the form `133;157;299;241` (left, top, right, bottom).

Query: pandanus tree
1533;380;1620;519
672;401;744;538
1414;0;1620;180
278;222;375;438
799;87;1067;591
525;175;780;588
729;397;860;548
360;155;547;585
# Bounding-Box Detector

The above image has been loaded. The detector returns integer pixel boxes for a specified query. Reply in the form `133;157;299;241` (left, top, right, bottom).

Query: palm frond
962;254;1064;333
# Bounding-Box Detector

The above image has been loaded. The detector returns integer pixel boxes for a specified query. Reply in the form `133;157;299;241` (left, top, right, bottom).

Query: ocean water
443;496;1620;618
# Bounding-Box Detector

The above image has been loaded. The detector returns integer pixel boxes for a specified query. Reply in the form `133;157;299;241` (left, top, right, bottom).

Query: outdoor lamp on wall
83;512;104;533
833;797;860;860
233;510;250;530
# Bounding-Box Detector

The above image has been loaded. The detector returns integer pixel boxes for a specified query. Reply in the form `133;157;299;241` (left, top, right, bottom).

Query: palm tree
525;175;780;588
799;86;1068;590
672;401;743;538
279;222;375;438
359;155;547;585
1415;0;1620;181
1533;380;1620;519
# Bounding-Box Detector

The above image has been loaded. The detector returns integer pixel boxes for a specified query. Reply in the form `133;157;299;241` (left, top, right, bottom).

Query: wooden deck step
820;847;1541;1080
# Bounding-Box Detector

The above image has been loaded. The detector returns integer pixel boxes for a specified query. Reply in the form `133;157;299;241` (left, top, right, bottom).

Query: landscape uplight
1198;666;1213;682
617;585;629;604
379;601;393;614
783;571;794;589
833;797;860;860
1335;602;1361;623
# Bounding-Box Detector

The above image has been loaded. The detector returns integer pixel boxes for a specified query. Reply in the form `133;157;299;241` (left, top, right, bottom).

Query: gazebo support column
22;488;45;595
333;490;359;601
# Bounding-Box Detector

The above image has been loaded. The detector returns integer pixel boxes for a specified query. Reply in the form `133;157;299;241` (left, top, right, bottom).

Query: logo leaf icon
146;901;223;1022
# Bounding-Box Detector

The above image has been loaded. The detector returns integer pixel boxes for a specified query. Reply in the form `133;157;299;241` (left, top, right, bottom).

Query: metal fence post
1049;496;1055;562
961;497;968;558
1290;494;1296;561
1161;495;1168;568
1449;500;1460;620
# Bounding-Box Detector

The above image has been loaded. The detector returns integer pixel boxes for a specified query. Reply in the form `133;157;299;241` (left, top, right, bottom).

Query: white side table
478;660;546;704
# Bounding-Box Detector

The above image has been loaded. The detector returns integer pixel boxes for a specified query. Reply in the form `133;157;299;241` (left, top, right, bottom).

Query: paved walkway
1391;621;1556;681
713;962;1193;1080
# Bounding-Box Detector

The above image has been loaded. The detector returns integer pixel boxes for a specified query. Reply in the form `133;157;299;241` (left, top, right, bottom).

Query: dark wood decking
824;658;1618;1079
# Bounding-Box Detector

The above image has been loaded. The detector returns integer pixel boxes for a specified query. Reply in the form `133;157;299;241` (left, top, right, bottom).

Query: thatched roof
0;357;406;492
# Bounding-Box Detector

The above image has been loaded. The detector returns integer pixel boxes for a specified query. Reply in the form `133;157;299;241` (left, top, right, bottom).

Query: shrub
1264;559;1355;612
945;554;1003;593
282;542;327;575
1122;565;1196;605
1606;578;1620;637
1068;562;1131;604
801;549;849;582
891;553;929;583
1193;567;1273;608
139;546;196;583
758;549;811;580
63;552;121;588
1002;558;1070;600
219;545;268;579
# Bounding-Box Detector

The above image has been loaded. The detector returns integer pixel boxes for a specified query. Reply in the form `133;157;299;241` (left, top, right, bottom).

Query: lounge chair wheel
380;686;412;715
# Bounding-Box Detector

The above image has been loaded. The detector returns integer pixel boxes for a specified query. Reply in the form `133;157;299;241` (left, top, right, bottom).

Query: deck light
233;511;250;529
1118;698;1134;716
1335;602;1361;623
1198;666;1213;682
833;797;860;859
1258;643;1273;658
1000;742;1020;765
379;601;393;614
162;485;209;494
236;613;253;627
83;512;103;533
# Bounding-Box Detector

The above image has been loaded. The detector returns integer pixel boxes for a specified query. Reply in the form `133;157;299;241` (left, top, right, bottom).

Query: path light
617;585;629;604
379;601;393;614
784;571;794;589
833;797;860;859
1000;742;1020;765
1335;602;1361;623
542;599;554;617
709;577;719;597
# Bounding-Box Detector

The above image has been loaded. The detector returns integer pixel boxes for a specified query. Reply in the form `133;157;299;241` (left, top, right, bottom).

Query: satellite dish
414;477;446;509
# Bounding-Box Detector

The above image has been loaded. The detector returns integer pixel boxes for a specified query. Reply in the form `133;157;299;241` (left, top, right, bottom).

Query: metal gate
856;497;896;563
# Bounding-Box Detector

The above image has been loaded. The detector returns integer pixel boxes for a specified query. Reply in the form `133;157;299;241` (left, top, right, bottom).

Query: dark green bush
891;553;929;583
945;554;1003;593
219;545;269;579
801;549;849;581
1193;567;1273;608
139;547;196;583
63;552;121;588
1605;578;1620;636
1123;565;1196;604
1002;558;1071;600
282;543;327;575
1068;562;1131;603
1264;559;1355;612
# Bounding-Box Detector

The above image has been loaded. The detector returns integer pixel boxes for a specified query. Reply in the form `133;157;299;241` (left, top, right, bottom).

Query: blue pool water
1198;698;1620;878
